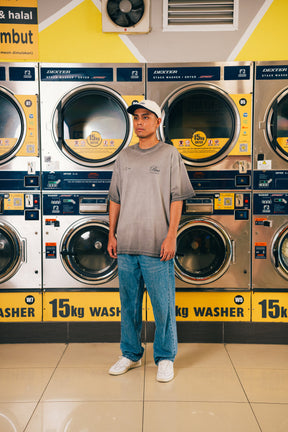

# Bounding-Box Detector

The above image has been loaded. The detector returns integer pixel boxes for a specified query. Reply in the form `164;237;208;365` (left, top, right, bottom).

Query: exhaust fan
102;0;150;33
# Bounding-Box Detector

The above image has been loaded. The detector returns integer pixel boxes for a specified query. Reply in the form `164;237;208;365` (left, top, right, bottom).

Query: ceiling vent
102;0;151;33
163;0;239;31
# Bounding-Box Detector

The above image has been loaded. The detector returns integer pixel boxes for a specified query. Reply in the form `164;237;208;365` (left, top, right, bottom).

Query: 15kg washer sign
43;293;122;322
253;292;288;322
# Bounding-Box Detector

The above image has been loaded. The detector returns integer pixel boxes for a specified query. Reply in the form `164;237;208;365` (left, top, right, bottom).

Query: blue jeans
117;254;178;365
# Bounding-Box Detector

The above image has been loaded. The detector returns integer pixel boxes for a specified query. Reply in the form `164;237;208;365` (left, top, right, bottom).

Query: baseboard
1;321;288;344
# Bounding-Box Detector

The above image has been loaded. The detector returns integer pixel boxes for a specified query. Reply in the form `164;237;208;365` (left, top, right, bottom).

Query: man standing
107;100;194;382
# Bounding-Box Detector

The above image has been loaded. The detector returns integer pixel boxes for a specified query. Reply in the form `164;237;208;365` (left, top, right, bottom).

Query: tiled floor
1;343;288;431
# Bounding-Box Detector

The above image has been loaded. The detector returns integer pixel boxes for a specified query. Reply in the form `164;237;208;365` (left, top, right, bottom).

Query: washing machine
175;191;251;290
253;61;288;190
0;62;40;191
147;62;253;191
0;192;41;290
252;192;288;290
42;192;118;290
40;63;145;192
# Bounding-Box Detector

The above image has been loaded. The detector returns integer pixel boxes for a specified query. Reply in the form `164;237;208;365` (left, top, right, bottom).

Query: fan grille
107;0;145;28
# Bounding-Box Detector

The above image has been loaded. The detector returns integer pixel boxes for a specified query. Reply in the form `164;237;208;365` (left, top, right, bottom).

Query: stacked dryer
40;63;145;291
0;63;41;291
147;62;253;291
253;61;288;290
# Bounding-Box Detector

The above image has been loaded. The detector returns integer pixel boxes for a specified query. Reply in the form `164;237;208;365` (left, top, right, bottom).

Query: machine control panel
254;193;288;215
185;193;250;218
0;171;40;191
42;171;112;191
0;193;40;218
43;194;108;216
254;171;288;190
188;170;251;190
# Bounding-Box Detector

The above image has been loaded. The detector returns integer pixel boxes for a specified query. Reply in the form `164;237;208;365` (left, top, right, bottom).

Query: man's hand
107;234;117;259
160;236;176;261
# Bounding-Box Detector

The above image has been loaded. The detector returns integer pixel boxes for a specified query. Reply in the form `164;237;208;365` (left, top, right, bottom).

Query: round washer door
60;219;117;285
272;224;288;280
53;85;132;167
175;218;232;285
266;89;288;161
160;84;240;167
0;223;23;284
0;87;26;165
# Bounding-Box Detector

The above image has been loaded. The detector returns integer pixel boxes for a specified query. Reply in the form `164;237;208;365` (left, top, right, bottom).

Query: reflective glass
59;90;129;163
0;230;17;275
0;93;23;159
164;89;235;163
276;96;288;137
64;225;116;279
176;225;226;279
280;235;288;271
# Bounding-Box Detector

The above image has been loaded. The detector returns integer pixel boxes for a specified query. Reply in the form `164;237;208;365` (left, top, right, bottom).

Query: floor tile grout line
23;343;69;432
224;343;263;432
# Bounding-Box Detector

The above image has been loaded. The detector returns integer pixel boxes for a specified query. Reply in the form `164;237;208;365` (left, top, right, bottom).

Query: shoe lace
158;360;172;371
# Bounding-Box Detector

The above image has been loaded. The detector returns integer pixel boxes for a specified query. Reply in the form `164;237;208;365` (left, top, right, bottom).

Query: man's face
133;108;161;139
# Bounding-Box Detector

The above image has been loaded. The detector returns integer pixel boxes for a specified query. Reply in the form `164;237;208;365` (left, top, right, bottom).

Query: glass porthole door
272;225;288;280
0;88;25;165
53;86;132;167
175;219;232;284
0;223;22;284
160;84;240;166
266;90;288;161
60;220;117;285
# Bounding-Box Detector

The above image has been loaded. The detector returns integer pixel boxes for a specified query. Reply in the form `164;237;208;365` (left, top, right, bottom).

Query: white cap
127;99;162;118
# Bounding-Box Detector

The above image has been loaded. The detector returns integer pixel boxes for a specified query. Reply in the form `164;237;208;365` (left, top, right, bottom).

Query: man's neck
138;136;159;149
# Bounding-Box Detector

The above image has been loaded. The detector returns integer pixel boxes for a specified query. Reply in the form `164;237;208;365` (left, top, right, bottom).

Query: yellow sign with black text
252;292;288;322
0;0;39;61
147;291;251;322
0;292;42;322
43;291;146;322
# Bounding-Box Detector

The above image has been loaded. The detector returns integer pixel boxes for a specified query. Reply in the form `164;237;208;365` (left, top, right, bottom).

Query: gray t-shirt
108;141;195;257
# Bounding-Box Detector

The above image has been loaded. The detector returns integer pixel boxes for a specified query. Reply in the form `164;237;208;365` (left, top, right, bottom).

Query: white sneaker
157;360;174;382
109;356;142;376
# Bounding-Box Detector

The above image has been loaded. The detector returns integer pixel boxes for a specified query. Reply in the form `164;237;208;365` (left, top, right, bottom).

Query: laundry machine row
3;61;288;294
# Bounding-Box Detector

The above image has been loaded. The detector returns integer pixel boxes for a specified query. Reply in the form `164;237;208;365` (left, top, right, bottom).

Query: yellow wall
38;0;288;63
39;0;139;63
236;0;288;61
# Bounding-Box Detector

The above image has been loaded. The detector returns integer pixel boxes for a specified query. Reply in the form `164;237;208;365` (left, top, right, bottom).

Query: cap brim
127;105;159;118
127;104;143;115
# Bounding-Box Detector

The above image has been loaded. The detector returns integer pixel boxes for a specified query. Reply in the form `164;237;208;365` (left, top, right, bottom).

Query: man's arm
107;200;121;259
160;200;183;262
